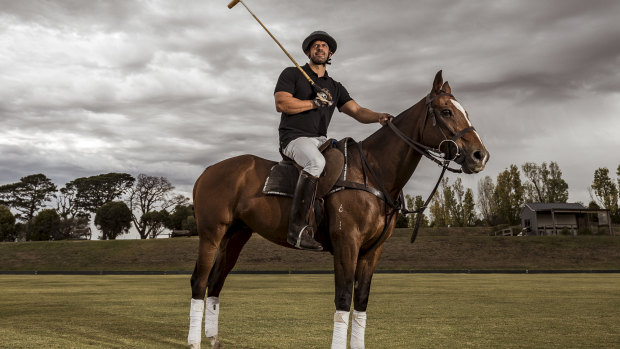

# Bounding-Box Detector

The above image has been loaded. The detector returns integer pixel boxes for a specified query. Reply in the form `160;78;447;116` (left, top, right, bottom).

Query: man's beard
310;54;329;65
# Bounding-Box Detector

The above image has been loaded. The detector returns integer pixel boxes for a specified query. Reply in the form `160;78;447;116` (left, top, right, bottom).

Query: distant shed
520;203;613;236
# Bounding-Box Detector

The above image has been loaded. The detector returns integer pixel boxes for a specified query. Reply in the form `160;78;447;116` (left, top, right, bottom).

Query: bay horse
187;71;489;348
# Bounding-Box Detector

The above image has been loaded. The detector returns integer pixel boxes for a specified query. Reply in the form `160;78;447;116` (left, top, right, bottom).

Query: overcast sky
1;0;620;206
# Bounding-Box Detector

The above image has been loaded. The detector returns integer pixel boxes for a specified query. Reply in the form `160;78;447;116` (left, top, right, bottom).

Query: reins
360;92;477;245
329;92;477;248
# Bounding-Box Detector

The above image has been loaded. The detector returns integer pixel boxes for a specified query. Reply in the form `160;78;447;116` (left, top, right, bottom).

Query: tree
413;195;429;228
58;216;91;240
477;176;496;226
0;205;17;242
450;178;466;226
545;162;569;203
428;191;446;227
0;174;57;221
27;209;61;241
521;162;546;202
95;201;132;240
405;194;428;228
395;213;409;228
69;173;135;213
141;210;171;239
127;174;189;239
440;178;457;226
431;178;477;227
58;173;132;240
56;184;80;219
493;165;524;225
463;189;476;226
521;162;568;203
617;165;620;193
167;204;197;235
589;167;619;222
55;183;92;240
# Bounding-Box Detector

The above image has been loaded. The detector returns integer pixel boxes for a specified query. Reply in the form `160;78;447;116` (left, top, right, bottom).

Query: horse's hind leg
188;223;228;348
203;225;253;348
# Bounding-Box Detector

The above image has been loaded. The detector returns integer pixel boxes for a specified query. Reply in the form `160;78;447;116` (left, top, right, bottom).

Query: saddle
264;137;405;253
263;139;345;199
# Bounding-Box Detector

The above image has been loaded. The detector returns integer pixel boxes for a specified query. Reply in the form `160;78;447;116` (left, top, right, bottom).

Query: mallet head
227;0;241;9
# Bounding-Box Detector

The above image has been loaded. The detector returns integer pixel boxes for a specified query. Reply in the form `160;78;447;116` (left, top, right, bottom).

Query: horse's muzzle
461;147;489;174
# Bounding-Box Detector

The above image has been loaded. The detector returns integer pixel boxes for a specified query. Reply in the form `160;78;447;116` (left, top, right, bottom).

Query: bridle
344;91;478;251
387;92;476;173
386;91;476;243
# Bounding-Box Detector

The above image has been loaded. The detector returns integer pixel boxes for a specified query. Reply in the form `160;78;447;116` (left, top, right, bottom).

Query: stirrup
289;227;322;251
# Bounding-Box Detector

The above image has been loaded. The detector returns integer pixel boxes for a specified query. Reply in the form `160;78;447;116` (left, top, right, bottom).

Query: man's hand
312;88;333;108
379;113;394;126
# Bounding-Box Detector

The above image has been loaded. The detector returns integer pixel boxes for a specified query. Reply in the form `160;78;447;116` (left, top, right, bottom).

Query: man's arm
274;91;316;114
340;100;393;125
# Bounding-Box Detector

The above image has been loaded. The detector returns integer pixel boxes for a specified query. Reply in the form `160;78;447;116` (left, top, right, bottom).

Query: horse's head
423;70;489;174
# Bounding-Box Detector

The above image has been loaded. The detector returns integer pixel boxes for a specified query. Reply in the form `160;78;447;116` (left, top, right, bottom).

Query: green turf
0;274;618;348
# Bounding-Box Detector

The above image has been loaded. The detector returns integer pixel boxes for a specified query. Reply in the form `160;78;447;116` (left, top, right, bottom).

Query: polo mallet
227;0;332;105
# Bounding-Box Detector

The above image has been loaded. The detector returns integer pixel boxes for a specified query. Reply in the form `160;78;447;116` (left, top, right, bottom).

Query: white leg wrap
331;310;350;349
350;310;367;349
204;297;220;338
188;298;204;346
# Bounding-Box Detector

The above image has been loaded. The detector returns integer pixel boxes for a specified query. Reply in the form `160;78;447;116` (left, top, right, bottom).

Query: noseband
388;92;476;171
386;92;477;243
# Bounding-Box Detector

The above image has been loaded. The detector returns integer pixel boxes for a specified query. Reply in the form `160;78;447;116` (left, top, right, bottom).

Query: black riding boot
287;171;323;251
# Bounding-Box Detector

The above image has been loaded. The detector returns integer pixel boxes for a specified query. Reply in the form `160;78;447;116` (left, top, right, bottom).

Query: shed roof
523;203;586;212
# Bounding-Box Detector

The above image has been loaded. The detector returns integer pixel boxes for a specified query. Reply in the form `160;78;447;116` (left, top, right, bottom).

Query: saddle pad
263;147;345;198
262;162;298;197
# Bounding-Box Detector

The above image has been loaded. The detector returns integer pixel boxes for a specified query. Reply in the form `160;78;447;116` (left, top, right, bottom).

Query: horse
187;70;489;348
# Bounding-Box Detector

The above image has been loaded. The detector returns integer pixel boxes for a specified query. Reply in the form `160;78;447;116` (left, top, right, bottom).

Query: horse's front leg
331;231;360;349
350;244;385;349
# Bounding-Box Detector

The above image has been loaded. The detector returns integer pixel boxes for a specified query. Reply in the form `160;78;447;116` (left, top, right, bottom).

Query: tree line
397;162;620;228
0;173;196;242
2;162;619;240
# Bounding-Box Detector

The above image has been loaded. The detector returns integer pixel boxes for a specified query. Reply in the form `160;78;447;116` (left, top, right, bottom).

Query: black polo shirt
275;63;352;150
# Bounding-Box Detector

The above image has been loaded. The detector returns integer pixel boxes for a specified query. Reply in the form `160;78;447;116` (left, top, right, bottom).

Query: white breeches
282;136;327;177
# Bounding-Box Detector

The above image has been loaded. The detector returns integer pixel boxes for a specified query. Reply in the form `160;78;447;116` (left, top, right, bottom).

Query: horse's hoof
208;335;224;349
189;342;200;349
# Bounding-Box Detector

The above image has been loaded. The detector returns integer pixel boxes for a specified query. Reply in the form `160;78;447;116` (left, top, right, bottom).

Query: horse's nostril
472;149;487;163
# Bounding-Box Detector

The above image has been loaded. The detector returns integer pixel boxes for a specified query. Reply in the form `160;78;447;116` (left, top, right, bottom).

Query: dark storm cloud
1;0;619;204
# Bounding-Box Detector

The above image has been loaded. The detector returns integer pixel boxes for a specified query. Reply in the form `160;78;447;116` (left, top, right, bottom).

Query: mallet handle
228;0;317;87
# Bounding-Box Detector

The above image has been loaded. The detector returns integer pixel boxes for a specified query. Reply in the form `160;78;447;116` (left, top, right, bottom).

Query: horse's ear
441;81;451;94
432;70;443;95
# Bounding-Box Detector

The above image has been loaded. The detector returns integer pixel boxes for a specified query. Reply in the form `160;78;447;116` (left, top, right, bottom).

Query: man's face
308;40;331;65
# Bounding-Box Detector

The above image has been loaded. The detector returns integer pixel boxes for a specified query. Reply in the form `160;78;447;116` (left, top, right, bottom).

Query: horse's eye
441;109;452;117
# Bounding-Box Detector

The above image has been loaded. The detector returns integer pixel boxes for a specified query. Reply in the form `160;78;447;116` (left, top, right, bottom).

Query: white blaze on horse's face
450;99;470;125
450;99;483;141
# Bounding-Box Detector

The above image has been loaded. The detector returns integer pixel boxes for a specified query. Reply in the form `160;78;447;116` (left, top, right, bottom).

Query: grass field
1;274;618;348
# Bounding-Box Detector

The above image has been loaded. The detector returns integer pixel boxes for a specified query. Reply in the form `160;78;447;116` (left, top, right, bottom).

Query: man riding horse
275;31;393;251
